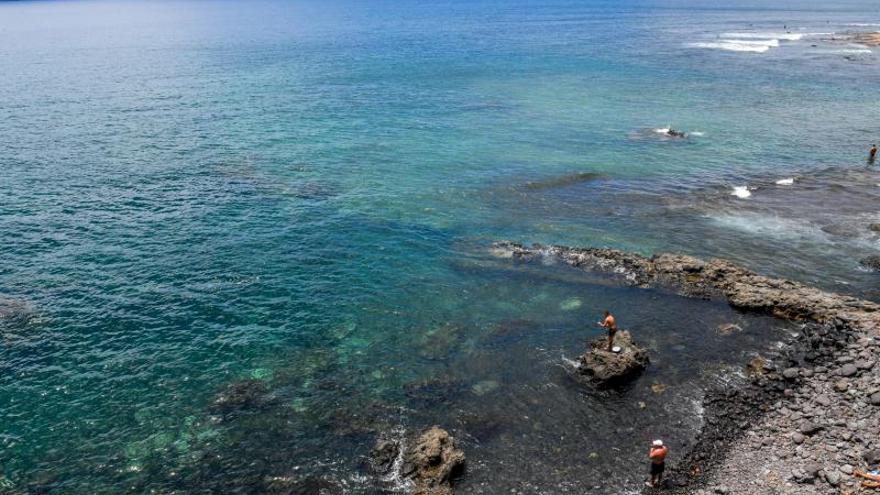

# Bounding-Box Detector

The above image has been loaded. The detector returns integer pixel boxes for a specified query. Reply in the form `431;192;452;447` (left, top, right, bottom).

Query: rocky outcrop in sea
579;330;649;387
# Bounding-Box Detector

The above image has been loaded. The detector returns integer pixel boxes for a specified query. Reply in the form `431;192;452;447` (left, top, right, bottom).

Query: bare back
603;315;617;331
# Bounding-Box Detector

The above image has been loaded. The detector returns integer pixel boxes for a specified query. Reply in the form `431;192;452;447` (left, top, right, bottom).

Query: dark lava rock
578;330;649;386
869;223;880;233
782;368;799;380
860;255;880;271
371;439;400;474
209;379;271;416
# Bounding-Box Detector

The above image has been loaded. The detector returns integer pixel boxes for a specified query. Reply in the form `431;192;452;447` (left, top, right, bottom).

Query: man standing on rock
647;439;668;488
597;310;617;351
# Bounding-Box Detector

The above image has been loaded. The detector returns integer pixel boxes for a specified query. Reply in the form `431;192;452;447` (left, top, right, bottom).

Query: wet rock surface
372;426;465;495
492;242;880;495
578;330;649;386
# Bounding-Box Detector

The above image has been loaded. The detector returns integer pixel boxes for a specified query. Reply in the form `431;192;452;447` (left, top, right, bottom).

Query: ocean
0;0;878;492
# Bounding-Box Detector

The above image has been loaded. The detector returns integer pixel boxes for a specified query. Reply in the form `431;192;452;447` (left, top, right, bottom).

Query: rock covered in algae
578;330;649;387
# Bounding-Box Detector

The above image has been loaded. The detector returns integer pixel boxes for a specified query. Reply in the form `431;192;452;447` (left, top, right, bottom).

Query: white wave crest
821;48;873;55
731;186;752;198
689;41;772;53
720;32;806;41
775;178;795;185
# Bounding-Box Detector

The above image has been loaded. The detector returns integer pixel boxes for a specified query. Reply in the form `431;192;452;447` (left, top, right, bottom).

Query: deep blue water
1;0;879;493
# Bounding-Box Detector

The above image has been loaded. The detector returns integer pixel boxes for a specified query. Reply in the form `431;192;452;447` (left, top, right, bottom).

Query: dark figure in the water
870;144;877;164
666;129;687;138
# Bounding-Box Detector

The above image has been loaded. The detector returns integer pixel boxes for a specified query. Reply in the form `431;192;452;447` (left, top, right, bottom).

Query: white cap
652;439;663;447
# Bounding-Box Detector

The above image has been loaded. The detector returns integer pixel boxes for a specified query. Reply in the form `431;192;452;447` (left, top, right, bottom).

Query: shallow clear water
0;0;878;492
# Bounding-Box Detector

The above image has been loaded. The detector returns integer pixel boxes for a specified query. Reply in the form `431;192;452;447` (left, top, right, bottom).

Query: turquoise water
1;0;879;492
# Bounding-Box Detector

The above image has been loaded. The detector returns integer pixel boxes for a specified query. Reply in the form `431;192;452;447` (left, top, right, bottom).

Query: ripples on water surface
0;0;879;492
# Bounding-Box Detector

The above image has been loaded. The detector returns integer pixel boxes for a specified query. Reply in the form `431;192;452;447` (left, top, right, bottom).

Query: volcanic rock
578;330;649;386
373;426;465;495
402;426;465;495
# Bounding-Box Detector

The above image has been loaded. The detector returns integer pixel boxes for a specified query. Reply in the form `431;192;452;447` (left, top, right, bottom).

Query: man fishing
597;310;617;351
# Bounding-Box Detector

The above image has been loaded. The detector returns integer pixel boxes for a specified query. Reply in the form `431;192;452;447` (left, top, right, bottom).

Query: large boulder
372;426;465;495
403;426;465;495
579;330;649;386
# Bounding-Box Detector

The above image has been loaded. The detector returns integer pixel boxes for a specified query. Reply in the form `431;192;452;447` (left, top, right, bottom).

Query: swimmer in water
869;144;877;164
597;310;617;351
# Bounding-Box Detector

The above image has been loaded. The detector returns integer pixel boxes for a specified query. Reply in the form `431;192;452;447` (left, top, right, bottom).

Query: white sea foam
561;356;581;370
822;48;873;54
654;127;671;134
775;178;795;185
380;427;416;492
692;31;830;54
690;131;705;137
720;32;806;41
689;41;772;53
846;23;880;27
731;186;752;198
830;44;873;54
707;213;829;242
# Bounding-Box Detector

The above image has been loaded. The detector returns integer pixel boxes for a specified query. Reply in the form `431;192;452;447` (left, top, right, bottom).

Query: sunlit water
0;0;878;492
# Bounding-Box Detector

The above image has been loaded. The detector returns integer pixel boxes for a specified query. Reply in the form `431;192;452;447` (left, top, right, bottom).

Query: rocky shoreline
492;242;880;494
